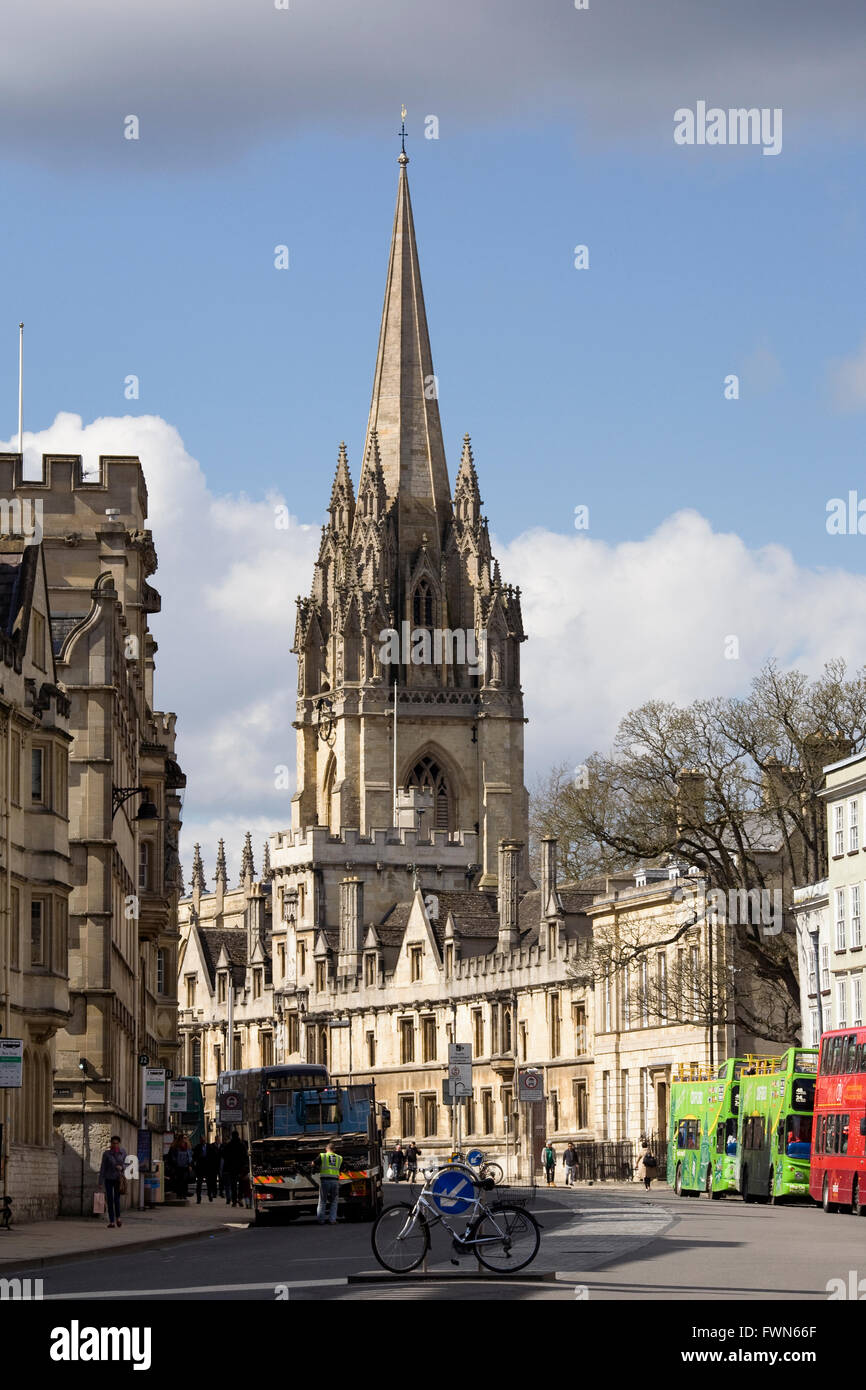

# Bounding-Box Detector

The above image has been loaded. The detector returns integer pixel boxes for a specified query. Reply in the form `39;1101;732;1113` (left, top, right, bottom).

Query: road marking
43;1277;348;1300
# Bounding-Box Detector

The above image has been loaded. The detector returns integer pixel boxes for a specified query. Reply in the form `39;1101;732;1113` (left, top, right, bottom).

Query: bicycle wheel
471;1204;540;1273
371;1202;430;1273
482;1162;504;1185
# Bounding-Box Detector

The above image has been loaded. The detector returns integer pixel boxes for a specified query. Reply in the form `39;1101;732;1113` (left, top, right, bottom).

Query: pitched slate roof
199;929;248;985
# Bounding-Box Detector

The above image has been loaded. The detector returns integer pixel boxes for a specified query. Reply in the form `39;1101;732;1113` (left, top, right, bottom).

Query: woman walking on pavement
98;1135;127;1229
635;1137;658;1191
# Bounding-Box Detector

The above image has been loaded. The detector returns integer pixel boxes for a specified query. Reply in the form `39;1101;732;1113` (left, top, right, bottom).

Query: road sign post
447;1044;472;1156
518;1068;545;1103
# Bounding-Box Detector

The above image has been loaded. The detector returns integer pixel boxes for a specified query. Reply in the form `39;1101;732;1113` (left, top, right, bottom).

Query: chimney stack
498;840;523;951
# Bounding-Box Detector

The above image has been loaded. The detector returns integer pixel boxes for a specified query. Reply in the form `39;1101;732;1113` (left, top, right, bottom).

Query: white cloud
10;413;866;882
3;412;318;883
829;336;866;410
499;509;866;772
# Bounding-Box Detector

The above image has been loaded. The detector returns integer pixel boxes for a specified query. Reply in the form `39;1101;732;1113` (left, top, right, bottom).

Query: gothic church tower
291;149;528;888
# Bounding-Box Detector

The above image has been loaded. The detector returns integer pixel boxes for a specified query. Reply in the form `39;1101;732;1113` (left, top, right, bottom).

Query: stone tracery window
413;579;434;630
407;755;451;831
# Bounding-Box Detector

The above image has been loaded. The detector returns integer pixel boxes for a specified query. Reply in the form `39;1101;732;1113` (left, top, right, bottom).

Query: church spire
365;153;451;560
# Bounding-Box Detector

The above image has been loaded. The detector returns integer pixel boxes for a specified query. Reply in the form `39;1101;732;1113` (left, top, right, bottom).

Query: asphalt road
19;1185;866;1302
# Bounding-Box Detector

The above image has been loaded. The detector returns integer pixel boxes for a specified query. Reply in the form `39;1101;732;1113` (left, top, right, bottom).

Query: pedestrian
542;1141;556;1186
563;1140;577;1187
173;1134;193;1200
392;1143;405;1181
406;1142;420;1182
193;1135;219;1203
636;1138;657;1191
98;1135;127;1230
316;1139;343;1225
222;1130;245;1207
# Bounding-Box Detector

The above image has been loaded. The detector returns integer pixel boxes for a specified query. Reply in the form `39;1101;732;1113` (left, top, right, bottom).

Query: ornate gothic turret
240;830;255;886
215;839;227;888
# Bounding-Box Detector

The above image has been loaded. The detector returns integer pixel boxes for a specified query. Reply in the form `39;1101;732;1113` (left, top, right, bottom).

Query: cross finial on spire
398;104;409;164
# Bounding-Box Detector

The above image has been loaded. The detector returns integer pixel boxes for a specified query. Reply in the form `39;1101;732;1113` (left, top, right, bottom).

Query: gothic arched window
413;580;434;630
407;755;452;832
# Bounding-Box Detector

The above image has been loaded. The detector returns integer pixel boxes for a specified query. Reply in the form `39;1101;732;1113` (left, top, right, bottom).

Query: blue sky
3;0;866;876
3;126;864;563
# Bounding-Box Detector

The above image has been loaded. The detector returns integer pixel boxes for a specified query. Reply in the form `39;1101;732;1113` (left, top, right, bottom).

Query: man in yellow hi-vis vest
316;1140;343;1225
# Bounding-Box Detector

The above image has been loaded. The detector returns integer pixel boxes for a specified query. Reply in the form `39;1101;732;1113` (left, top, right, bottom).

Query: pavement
0;1194;252;1273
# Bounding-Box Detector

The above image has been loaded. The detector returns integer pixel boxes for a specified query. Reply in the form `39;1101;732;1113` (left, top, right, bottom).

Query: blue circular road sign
467;1149;484;1167
430;1167;475;1215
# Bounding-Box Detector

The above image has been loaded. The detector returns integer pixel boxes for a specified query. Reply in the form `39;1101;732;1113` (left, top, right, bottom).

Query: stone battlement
0;453;148;523
270;823;480;866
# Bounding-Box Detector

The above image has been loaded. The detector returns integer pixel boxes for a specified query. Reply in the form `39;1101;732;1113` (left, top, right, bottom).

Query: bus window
861;1044;866;1073
783;1114;812;1159
830;1036;841;1074
720;1118;737;1155
677;1119;699;1150
842;1114;850;1155
845;1036;858;1073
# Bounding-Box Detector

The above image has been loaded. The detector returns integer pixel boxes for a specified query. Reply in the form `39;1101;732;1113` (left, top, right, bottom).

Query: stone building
0;453;185;1213
0;535;72;1220
177;151;756;1173
177;837;274;1123
793;748;866;1044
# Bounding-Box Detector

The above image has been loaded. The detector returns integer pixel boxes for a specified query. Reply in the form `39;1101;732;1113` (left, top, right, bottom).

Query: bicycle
448;1149;505;1186
371;1163;541;1274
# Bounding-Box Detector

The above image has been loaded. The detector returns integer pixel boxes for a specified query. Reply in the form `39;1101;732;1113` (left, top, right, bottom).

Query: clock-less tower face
290;157;529;888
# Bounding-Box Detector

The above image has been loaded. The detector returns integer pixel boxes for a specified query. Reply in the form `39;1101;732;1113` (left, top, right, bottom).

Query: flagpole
392;678;398;827
18;323;23;460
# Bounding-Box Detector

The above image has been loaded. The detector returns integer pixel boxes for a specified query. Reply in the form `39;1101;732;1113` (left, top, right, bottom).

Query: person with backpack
636;1138;658;1190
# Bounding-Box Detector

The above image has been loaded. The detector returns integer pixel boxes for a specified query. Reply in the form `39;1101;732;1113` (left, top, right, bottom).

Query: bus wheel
822;1175;835;1214
674;1164;684;1197
767;1169;775;1205
852;1178;863;1217
706;1169;721;1200
742;1167;753;1203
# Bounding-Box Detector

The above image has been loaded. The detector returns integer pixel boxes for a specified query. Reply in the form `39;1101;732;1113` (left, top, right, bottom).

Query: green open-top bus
667;1058;747;1198
735;1048;817;1204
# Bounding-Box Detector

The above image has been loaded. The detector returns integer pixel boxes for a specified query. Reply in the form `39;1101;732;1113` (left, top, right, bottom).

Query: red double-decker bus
810;1026;866;1213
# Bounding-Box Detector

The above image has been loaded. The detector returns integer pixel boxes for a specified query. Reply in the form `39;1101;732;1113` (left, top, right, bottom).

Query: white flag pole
17;322;23;460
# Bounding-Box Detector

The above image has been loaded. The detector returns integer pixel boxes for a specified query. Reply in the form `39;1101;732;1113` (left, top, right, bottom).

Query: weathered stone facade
0;536;72;1221
0;454;185;1215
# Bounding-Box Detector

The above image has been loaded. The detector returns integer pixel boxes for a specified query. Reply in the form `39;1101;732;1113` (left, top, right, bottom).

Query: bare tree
535;660;866;1044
